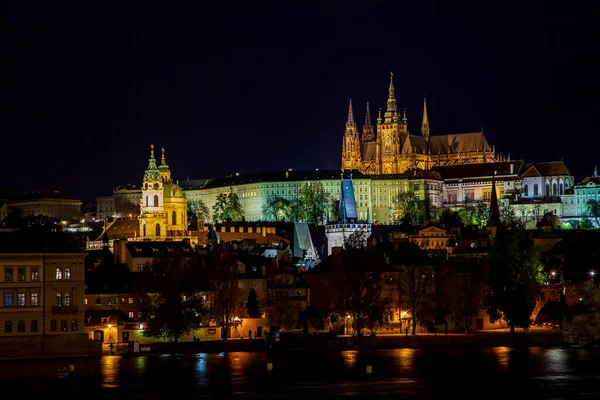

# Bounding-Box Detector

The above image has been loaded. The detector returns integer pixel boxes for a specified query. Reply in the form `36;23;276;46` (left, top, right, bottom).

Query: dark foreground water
1;347;600;398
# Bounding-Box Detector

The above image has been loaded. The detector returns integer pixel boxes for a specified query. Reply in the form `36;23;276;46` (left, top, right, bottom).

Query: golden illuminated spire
150;144;155;158
384;71;398;122
347;98;356;127
362;102;374;141
421;97;430;141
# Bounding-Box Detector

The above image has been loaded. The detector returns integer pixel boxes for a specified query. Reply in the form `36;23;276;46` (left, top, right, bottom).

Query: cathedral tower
341;99;362;170
140;144;188;239
377;72;407;174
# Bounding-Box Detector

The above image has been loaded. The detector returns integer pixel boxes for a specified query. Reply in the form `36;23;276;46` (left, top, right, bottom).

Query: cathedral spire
346;98;357;129
421;97;430;141
362;102;374;141
384;71;399;123
488;171;501;227
377;107;383;124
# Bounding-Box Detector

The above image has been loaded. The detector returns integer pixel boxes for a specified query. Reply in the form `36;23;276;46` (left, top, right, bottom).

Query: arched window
64;292;71;306
552;183;557;196
146;196;149;207
31;320;38;332
17;320;25;332
64;268;71;280
56;292;62;306
153;195;159;207
172;211;177;226
565;179;570;189
560;183;564;195
524;184;529;196
61;320;67;331
55;268;62;280
71;319;78;331
534;184;539;196
546;183;550;196
155;224;161;237
4;321;12;333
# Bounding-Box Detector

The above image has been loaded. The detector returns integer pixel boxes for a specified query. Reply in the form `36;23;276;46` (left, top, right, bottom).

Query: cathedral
341;73;500;175
139;145;188;239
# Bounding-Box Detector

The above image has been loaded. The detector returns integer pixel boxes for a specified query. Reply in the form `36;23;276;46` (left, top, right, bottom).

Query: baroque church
341;72;500;174
139;144;188;239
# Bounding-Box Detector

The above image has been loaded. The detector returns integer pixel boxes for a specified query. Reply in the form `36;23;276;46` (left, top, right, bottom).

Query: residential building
96;184;142;220
0;236;90;359
562;169;600;227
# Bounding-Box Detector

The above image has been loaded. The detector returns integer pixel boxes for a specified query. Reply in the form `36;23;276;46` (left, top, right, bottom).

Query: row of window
2;267;71;282
4;292;39;307
4;267;39;282
3;319;77;333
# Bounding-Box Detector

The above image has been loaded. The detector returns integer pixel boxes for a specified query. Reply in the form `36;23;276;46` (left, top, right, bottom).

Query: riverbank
106;329;564;356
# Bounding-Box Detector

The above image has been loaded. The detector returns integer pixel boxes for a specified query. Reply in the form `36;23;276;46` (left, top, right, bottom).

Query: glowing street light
591;271;596;277
551;271;557;277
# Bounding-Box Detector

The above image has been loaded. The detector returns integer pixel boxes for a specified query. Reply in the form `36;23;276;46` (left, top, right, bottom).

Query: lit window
128;298;134;304
55;268;62;280
17;293;25;307
129;312;134;319
31;268;39;281
64;268;71;280
56;292;62;306
4;293;13;307
84;298;88;305
31;293;39;306
64;293;71;306
71;319;77;331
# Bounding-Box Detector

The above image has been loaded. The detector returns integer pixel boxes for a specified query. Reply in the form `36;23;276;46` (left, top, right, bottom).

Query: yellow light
401;311;407;317
108;324;112;328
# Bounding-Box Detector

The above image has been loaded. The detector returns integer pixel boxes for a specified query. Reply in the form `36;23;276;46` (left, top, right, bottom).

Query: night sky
1;3;598;201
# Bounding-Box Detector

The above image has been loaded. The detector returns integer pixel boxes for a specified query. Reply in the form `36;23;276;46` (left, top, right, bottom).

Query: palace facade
341;72;499;175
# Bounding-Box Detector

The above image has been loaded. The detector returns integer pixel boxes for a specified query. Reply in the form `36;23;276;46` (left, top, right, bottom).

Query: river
2;347;599;398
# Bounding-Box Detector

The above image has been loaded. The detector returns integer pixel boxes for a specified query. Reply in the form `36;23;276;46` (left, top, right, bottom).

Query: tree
265;274;302;330
213;189;244;223
391;191;427;225
299;182;331;225
188;199;210;230
136;249;207;343
439;209;463;230
487;223;546;335
262;195;292;222
208;246;244;339
586;199;600;227
335;231;390;337
398;263;435;335
246;288;261;318
445;258;478;333
537;212;561;230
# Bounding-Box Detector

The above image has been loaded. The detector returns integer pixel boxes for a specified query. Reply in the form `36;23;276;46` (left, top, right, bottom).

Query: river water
2;347;599;398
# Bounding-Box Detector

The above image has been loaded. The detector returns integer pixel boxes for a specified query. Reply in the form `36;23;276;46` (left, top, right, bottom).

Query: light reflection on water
389;348;416;371
341;350;358;368
544;348;572;374
100;355;121;388
491;346;511;372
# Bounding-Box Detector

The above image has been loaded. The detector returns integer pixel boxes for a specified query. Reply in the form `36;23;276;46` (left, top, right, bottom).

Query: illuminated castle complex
341;72;501;175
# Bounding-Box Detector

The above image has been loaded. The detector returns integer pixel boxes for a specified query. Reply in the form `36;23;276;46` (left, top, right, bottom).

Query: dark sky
1;2;598;200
